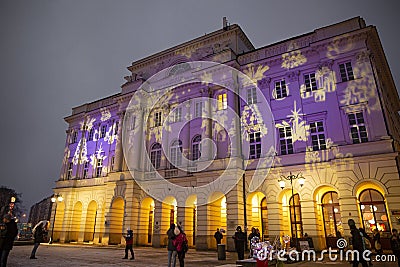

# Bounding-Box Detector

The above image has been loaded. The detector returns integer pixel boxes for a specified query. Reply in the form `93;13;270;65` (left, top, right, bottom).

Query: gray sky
1;0;399;214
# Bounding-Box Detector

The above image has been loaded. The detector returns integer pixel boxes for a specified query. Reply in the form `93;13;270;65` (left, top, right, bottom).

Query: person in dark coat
390;229;400;267
348;219;368;267
232;226;246;260
122;229;134;260
167;223;177;267
214;228;223;246
30;221;48;259
0;214;18;267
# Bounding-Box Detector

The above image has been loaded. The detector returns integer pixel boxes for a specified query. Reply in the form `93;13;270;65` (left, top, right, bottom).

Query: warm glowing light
363;212;373;221
361;205;365;210
381;215;387;221
373;206;378;212
334;208;339;213
279;180;286;189
57;196;64;202
10;197;16;203
51;197;56;203
298;177;305;187
368;219;375;224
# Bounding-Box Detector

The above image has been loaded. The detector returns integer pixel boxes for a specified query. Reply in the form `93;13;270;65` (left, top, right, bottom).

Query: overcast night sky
0;0;399;215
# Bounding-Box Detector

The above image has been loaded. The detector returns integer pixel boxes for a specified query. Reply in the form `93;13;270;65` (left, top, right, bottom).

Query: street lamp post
278;172;305;250
9;196;16;216
49;194;63;244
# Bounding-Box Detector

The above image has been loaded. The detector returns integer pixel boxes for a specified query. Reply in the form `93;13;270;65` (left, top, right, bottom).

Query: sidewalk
6;244;399;267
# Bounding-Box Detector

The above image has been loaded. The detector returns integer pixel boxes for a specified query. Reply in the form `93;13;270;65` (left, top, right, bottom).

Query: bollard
217;244;226;260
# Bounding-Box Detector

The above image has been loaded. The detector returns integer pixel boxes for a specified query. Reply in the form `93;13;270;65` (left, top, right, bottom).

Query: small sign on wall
391;210;400;224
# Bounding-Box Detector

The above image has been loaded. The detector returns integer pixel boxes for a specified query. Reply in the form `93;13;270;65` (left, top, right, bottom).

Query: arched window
359;189;390;233
321;191;343;248
192;135;201;161
150;143;162;169
170;140;182;168
322;192;343;238
289;193;303;239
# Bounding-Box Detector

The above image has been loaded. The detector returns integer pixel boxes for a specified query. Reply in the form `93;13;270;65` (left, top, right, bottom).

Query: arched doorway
289;194;303;246
109;197;124;245
138;198;155;245
321;191;343;248
53;201;65;242
185;195;197;247
247;192;268;241
208;194;227;248
84;201;97;242
70;202;82;242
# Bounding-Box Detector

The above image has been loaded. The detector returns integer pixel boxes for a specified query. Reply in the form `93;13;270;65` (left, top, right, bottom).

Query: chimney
223;17;228;30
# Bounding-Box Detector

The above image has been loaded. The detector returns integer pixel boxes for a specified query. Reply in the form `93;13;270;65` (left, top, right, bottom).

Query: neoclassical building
52;17;400;251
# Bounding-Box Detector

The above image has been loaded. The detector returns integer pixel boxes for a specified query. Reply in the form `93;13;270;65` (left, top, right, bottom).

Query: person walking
348;219;368;267
373;229;383;255
167;223;177;267
232;226;246;260
30;220;48;259
214;228;223;246
0;214;18;267
173;226;188;267
390;229;400;267
122;229;134;260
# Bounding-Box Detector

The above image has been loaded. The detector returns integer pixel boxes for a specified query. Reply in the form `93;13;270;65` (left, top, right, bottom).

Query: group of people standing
167;223;188;267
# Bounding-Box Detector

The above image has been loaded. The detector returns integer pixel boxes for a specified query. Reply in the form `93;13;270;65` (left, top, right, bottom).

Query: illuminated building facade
52;17;400;251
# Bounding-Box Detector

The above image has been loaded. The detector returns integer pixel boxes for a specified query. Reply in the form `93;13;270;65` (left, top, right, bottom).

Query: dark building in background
28;196;53;227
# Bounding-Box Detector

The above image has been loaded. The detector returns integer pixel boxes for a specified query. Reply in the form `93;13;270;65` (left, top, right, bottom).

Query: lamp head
279;180;285;189
298;177;305;187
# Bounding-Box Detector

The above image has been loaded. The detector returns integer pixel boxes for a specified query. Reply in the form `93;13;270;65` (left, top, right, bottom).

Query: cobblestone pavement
6;244;399;267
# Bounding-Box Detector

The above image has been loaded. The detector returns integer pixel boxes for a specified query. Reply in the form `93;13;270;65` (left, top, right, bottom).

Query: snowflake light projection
90;143;107;167
100;108;111;122
281;50;307;70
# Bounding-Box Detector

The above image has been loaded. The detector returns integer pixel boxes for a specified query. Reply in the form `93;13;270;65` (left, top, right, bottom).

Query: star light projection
275;101;309;143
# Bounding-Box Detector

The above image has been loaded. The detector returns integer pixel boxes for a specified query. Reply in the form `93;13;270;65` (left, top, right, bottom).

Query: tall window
249;132;261;159
172;107;182;123
279;127;293;155
348;112;368;144
310;121;326;151
304;73;317;92
170;140;182;168
110;156;115;171
114;122;119;135
247;87;257;104
275;80;288;99
217;93;227;110
67;162;73;179
71;131;78;144
88;128;95;141
154;112;162;127
192;135;201;160
150;143;162;169
96;159;103;177
100;125;107;138
83;161;89;178
359;189;390;233
339;62;354;82
289;194;303;239
321;192;343;239
195;102;203;118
